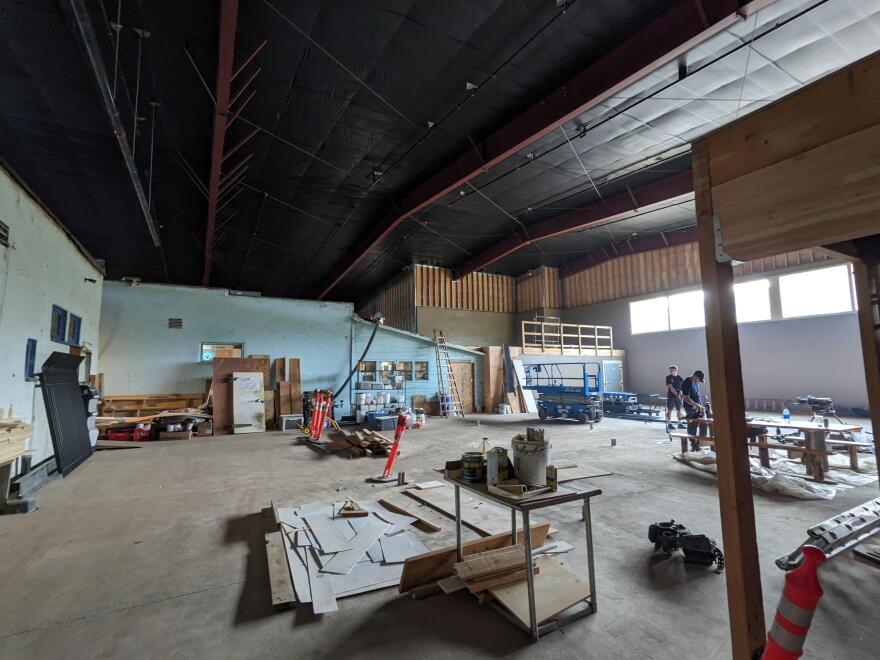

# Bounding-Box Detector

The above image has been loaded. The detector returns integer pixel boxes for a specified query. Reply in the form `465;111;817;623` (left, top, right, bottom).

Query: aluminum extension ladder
433;330;464;418
776;497;880;570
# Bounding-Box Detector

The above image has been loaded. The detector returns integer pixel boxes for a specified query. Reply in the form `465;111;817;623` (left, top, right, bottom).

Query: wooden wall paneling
694;139;765;659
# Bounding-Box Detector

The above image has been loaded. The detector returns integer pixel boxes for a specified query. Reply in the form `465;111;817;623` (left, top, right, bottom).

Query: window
379;360;395;384
668;290;705;330
414;361;429;381
630;297;669;334
200;342;243;362
50;305;67;343
395;361;413;381
357;361;376;382
779;265;853;319
25;338;37;381
734;279;771;323
68;314;82;346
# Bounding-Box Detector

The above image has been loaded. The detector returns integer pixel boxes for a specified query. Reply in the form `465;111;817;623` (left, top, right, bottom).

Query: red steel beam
559;226;697;277
454;171;694;278
315;0;741;298
202;0;239;286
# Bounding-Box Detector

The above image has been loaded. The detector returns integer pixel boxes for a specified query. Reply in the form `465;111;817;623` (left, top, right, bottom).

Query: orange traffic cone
761;546;826;659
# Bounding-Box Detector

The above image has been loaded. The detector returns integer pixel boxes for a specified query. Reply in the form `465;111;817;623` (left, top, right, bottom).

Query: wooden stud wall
357;269;416;333
515;267;562;313
414;265;515;313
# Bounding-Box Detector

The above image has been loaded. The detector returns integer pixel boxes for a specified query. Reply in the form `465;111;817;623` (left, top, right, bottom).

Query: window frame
50;305;67;343
67;314;82;346
414;361;430;381
199;341;245;363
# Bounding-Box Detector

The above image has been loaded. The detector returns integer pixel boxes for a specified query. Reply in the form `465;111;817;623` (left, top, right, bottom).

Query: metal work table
445;476;602;641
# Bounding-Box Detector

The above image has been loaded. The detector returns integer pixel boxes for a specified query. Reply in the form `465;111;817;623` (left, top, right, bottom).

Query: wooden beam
851;251;880;474
693;140;765;659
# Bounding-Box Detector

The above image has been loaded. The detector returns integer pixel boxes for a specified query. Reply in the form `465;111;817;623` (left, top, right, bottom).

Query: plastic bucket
511;435;551;486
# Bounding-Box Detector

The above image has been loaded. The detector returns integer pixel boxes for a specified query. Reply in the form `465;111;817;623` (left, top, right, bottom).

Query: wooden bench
791;437;873;472
669;432;835;482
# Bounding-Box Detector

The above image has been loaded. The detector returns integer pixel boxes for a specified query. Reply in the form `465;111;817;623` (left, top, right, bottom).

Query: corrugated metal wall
562;243;831;308
357;268;416;333
415;265;515;313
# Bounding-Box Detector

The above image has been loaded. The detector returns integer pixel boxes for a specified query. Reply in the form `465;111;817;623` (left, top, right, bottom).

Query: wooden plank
286;358;303;413
378;497;442;532
706;51;880;186
265;531;295;609
712;125;880;261
399;522;551;593
490;556;587;626
437;575;466;593
454;546;525;580
466;565;536;594
320;521;389;575
693;139;765;659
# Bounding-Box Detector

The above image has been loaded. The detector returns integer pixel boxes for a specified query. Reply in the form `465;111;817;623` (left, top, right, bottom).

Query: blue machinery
522;363;604;424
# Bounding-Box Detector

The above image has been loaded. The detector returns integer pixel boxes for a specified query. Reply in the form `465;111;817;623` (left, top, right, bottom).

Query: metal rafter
315;0;744;298
202;0;240;286
454;171;694;279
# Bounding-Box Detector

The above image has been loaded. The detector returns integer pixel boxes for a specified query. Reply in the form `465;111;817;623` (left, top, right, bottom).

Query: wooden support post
851;253;880;472
693;140;765;659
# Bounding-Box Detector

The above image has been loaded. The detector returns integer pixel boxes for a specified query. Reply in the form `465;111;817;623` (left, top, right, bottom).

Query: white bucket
511;435;551;486
356;393;366;405
498;403;511;415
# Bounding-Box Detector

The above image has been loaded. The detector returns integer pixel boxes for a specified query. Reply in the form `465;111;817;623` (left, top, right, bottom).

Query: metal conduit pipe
69;0;162;247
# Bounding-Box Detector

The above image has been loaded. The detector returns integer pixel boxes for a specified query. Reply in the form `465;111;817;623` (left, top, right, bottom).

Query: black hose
335;317;381;400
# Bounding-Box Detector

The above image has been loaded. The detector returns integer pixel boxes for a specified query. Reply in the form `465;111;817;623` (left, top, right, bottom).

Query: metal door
232;372;265;433
602;359;623;393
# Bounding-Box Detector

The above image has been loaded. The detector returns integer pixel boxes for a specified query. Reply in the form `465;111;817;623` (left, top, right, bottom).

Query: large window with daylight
668;290;705;330
779;265;853;319
630;297;669;334
734;279;771;323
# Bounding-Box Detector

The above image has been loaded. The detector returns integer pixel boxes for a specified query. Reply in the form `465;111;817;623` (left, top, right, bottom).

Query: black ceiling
0;0;877;304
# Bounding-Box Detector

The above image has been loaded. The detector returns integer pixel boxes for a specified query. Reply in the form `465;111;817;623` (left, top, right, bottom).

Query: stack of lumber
274;357;303;421
0;419;32;465
100;393;206;416
95;409;211;432
266;498;434;614
450;544;536;601
320;429;394;458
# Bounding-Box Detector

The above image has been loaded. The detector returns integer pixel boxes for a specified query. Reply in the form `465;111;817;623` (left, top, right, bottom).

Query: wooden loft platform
521;320;614;356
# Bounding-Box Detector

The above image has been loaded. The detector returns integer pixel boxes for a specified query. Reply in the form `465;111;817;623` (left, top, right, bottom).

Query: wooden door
451;361;476;413
232;371;265;433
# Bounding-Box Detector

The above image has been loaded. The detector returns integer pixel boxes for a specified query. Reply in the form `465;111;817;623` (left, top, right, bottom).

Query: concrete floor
0;414;876;659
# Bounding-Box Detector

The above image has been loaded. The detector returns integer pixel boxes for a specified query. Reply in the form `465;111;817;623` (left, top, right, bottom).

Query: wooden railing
521;321;613;355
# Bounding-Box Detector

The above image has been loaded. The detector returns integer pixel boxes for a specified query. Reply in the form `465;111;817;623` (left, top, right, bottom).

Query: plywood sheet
305;547;338;614
282;532;310;603
303;513;353;554
320;521;389;575
490;556;589;626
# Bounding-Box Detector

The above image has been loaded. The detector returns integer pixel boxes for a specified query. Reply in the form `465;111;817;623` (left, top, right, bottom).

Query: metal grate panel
39;352;93;476
168;318;182;329
0;220;8;247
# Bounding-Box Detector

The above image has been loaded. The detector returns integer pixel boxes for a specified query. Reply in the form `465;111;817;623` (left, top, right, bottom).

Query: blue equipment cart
522;362;604;424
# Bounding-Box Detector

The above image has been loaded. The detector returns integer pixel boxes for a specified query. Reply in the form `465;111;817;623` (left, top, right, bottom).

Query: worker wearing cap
665;365;684;431
680;370;706;451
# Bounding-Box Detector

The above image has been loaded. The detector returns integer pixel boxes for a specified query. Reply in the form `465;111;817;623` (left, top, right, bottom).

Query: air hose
334;313;383;400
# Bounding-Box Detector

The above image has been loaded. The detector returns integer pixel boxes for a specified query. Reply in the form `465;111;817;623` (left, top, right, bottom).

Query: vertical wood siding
357;268;416;332
561;244;831;308
415;265;515;313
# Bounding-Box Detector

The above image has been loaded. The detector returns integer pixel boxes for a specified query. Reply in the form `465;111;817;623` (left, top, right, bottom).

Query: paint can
498;403;511;415
356;393;366;405
487;447;509;486
511;431;551;486
461;451;486;483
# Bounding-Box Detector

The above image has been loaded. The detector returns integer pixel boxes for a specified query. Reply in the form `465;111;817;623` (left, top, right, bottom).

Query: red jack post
369;413;408;483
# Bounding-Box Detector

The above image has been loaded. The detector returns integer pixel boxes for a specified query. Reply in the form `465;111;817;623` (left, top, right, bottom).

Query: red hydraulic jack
368;413;408;484
308;390;333;440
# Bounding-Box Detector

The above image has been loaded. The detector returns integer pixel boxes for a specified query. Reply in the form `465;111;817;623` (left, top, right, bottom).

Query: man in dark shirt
665;365;684;431
680;370;706;450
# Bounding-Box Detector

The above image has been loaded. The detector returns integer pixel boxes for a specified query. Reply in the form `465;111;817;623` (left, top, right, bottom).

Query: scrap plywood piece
379;531;426;564
282;532;311;603
248;355;271;393
490;556;588;626
265;532;295;609
378;497;442;532
303;514;353;554
399;523;550;593
404;484;550;536
466;566;536;594
286;358;303;413
454;545;525;581
305;547;338;614
329;560;403;598
320;521;390;575
438;575;467;593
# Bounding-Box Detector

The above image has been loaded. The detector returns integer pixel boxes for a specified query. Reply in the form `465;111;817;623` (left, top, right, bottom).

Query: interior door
450;361;476;413
602;359;624;393
232;371;265;433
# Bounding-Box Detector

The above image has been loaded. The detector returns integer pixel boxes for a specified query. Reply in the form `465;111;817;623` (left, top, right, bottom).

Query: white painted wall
0;165;103;463
99;282;354;405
